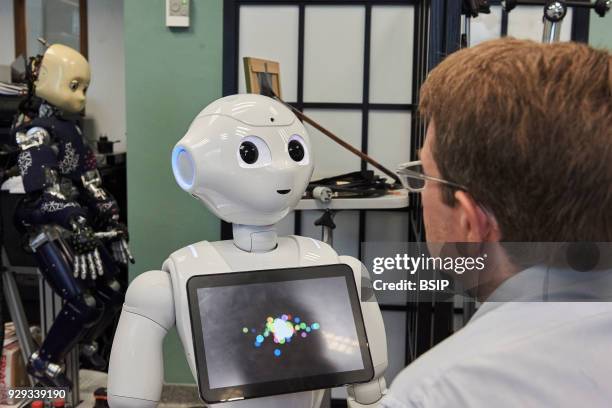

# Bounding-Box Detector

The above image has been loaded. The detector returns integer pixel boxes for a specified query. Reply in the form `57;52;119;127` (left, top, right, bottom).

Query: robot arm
79;165;134;264
339;256;388;408
108;270;175;408
14;126;111;279
14;126;88;228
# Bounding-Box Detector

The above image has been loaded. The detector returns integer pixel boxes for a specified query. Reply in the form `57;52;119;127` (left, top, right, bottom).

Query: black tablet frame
186;263;374;404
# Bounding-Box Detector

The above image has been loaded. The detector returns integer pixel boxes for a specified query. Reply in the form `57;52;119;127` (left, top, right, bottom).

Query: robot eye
288;134;309;165
237;136;272;168
69;80;79;91
239;141;259;164
288;140;305;162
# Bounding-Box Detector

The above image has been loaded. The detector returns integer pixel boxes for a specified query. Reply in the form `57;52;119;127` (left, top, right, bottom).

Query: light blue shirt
381;266;612;407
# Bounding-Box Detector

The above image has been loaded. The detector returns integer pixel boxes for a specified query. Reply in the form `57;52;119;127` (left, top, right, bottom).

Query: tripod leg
2;270;36;385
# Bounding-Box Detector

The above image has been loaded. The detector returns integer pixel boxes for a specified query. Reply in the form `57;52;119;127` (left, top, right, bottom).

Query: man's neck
465;244;521;302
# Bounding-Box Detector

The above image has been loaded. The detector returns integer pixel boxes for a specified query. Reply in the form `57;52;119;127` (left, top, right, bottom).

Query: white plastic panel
470;6;502;46
367;111;411;180
370;6;414;104
303;6;365;103
382;310;407;384
303;109;362;180
300;210;360;258
238;6;299;102
507;6;573;42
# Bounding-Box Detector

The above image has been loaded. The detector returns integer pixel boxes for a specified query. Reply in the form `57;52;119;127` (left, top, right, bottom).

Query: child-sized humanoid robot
11;44;133;387
108;94;388;408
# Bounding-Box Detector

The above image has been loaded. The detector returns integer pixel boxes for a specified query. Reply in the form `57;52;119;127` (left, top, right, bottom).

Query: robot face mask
172;94;314;226
35;44;90;113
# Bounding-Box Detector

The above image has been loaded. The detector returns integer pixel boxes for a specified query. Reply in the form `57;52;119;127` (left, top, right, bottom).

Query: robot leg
28;231;101;387
80;275;124;369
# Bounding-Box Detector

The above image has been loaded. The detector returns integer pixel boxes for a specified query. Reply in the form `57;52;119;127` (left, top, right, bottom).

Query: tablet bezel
186;263;374;404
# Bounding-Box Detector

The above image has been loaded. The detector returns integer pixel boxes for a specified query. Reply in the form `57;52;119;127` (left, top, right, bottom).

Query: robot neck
232;224;278;252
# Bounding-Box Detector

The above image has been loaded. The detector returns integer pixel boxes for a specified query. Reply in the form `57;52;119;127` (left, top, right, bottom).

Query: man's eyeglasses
396;160;467;193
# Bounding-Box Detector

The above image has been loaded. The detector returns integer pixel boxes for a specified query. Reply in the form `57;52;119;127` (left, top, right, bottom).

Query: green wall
589;10;612;49
124;0;222;384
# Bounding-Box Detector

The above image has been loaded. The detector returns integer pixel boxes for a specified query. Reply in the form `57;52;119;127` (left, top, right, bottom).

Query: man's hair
420;38;612;242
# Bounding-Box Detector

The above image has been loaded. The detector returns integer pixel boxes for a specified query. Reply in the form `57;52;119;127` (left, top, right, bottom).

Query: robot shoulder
338;255;365;273
288;235;340;260
124;270;175;330
165;241;232;273
15;126;52;150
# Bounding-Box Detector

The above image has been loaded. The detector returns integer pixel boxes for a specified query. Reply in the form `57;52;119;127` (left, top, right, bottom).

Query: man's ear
454;190;500;242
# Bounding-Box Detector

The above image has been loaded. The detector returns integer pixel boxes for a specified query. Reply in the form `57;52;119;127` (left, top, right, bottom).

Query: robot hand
102;222;135;265
347;377;387;408
69;216;105;280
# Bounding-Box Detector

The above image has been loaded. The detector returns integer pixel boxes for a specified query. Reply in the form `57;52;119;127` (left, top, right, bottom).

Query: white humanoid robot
108;94;388;407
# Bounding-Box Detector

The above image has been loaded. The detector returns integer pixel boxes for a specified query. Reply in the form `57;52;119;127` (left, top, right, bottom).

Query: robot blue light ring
171;145;196;191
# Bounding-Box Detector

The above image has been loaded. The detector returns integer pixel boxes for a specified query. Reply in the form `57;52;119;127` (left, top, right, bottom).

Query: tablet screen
187;264;373;402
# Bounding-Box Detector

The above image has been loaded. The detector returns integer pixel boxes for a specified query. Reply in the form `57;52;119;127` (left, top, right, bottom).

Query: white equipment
107;94;388;407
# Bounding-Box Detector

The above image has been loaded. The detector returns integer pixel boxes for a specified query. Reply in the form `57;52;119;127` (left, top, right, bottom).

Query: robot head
172;94;314;226
35;44;90;113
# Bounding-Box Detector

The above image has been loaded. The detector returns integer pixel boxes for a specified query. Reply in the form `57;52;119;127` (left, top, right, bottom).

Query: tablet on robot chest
186;263;374;404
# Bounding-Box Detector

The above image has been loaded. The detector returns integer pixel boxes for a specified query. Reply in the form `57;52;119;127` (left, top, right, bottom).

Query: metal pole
2;271;36;386
463;15;471;47
321;225;333;247
542;1;567;43
542;19;563;43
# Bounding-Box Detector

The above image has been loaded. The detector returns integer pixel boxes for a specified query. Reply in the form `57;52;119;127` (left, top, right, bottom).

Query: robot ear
34;64;48;87
172;145;196;191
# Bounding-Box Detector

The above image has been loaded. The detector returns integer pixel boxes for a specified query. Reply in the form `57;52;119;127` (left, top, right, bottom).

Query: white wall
86;0;126;153
0;0;15;66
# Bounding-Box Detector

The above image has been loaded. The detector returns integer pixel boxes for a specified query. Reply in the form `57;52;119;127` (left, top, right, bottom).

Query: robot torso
162;235;353;408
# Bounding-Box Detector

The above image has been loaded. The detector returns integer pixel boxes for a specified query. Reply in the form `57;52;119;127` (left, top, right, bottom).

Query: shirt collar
470;264;612;322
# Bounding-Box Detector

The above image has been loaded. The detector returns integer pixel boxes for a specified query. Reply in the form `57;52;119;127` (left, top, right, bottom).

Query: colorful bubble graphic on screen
241;314;321;356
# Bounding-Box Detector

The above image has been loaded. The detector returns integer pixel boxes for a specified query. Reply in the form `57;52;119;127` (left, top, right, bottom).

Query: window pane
507;5;573;42
370;6;414;104
304;6;365;103
365;211;410;243
238;6;299;102
367;111;411;181
27;0;81;56
303;109;363;180
470;5;502;46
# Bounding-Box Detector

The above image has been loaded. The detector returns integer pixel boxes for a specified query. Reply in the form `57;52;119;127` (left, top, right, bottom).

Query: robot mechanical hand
69;216;105;280
95;221;134;265
111;237;135;265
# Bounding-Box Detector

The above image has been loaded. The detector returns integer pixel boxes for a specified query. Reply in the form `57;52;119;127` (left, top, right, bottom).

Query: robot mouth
277;189;291;195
